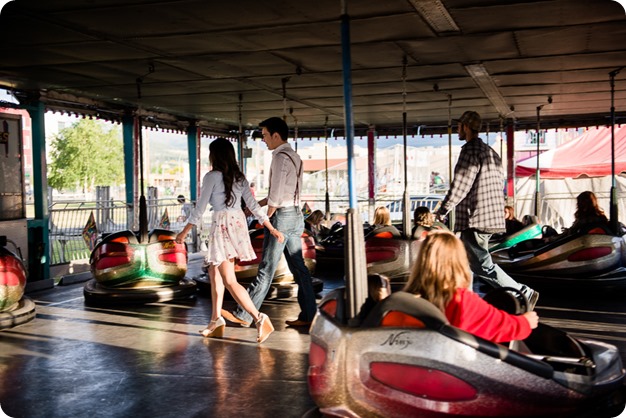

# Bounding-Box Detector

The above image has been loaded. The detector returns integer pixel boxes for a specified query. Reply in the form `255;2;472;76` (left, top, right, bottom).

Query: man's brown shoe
221;309;251;327
285;319;312;327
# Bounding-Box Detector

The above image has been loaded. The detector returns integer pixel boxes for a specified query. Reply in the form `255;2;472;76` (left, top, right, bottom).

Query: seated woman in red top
403;231;538;343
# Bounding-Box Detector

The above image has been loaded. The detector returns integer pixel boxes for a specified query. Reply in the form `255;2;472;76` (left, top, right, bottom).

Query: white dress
206;209;256;265
186;170;269;266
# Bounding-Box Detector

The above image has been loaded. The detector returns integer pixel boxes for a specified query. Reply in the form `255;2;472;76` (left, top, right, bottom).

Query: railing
46;194;424;265
48;198;212;265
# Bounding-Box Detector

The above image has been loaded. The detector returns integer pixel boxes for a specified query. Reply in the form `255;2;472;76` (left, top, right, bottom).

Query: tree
48;119;124;192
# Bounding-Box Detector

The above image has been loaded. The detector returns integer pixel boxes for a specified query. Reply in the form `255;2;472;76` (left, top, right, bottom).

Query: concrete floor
1;254;626;418
0;255;319;418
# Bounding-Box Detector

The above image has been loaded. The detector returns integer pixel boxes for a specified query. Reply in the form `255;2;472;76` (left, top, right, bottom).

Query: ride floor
1;254;626;418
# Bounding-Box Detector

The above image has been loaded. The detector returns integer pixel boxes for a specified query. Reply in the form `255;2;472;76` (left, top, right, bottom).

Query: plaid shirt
437;137;506;234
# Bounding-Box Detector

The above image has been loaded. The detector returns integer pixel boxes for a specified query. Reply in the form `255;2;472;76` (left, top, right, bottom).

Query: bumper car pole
341;6;368;319
609;67;622;234
401;57;411;239
344;208;368;320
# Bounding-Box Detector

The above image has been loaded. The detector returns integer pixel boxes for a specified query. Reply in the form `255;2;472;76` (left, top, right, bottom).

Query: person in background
403;231;538;343
435;110;539;309
355;273;391;323
521;214;539;227
372;205;401;237
222;117;317;328
412;206;435;240
564;191;609;234
177;194;193;222
176;138;283;344
504;205;524;235
373;206;392;227
305;209;326;240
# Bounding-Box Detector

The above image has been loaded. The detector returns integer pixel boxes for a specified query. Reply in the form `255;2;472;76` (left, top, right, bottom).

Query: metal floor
1;255;626;418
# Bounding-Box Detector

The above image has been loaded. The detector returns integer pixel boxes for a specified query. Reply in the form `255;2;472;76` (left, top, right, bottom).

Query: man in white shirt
223;117;317;327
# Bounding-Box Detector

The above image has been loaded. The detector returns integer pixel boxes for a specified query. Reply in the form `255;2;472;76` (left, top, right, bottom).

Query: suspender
276;150;302;207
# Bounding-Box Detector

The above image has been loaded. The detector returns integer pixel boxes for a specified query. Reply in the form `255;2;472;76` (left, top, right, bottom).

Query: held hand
523;311;539;329
271;229;285;243
175;232;186;244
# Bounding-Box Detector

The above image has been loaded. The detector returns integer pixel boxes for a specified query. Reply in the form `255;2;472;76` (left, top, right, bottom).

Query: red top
445;288;532;343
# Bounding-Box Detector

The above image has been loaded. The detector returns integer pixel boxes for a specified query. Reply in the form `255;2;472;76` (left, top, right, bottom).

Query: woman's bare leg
208;264;225;321
218;259;261;323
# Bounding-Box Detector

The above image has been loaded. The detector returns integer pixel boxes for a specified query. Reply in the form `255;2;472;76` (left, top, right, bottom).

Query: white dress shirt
267;142;302;208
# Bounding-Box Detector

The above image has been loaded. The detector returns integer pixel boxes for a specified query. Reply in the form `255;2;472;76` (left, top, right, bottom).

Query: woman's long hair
403;231;472;312
575;191;606;221
209;138;245;207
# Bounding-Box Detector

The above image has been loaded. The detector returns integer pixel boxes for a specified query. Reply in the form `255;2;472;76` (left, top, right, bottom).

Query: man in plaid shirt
436;110;539;309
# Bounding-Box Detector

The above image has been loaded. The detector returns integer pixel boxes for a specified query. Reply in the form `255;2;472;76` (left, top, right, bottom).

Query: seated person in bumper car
373;206;393;227
411;206;446;240
355;273;391;324
543;191;609;243
305;209;328;241
371;206;401;237
564;190;609;234
504;205;525;235
403;231;538;343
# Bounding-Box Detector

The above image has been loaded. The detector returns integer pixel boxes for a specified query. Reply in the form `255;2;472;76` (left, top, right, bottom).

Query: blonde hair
403;231;472;312
373;206;391;226
306;210;324;226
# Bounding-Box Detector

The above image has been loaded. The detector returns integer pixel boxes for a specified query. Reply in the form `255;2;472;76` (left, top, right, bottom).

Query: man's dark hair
259;117;289;141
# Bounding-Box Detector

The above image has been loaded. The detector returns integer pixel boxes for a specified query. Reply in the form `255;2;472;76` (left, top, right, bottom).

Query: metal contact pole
535;105;543;218
324;116;330;220
341;2;367;320
609;67;622;233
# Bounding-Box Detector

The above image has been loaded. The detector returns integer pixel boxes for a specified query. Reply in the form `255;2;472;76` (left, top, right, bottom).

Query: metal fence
48;192;212;265
46;193;442;265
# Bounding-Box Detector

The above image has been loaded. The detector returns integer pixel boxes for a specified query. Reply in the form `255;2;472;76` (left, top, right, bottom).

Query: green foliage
48;119;124;192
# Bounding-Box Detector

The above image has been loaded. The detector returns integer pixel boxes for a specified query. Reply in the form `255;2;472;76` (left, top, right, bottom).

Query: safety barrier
47;197;211;265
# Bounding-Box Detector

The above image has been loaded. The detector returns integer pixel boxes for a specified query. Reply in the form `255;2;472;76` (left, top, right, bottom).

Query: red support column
367;126;376;201
506;123;515;198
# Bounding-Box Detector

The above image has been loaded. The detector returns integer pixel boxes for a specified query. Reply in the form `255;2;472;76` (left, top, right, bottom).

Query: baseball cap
456;110;482;131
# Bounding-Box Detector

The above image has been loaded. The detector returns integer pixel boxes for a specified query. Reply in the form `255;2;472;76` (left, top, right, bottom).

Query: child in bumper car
404;231;538;343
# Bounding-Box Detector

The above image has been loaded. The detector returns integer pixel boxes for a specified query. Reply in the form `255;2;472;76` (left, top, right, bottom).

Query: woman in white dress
176;138;283;343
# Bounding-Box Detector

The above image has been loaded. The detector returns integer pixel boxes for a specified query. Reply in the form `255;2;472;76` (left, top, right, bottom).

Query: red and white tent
516;126;626;178
514;126;626;229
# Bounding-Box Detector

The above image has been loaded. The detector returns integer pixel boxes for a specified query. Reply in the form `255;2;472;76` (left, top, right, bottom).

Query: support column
367;125;376;221
506;122;515;199
26;100;51;288
187;124;200;203
122;114;137;230
341;6;367;321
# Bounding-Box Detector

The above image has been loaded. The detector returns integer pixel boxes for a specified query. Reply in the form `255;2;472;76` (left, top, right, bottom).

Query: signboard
0;114;24;220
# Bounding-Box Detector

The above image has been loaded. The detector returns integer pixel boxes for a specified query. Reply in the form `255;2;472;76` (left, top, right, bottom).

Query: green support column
187;124;199;202
122;115;136;230
26;101;52;289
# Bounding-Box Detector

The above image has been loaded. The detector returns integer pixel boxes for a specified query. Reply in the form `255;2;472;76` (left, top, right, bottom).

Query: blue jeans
234;206;317;323
460;229;533;299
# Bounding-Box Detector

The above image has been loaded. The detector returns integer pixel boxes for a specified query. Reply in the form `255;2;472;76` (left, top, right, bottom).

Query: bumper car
196;227;323;298
85;228;195;304
491;223;626;290
90;229;187;288
489;222;543;252
0;236;36;329
315;224;416;284
308;287;626;417
235;227;317;283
